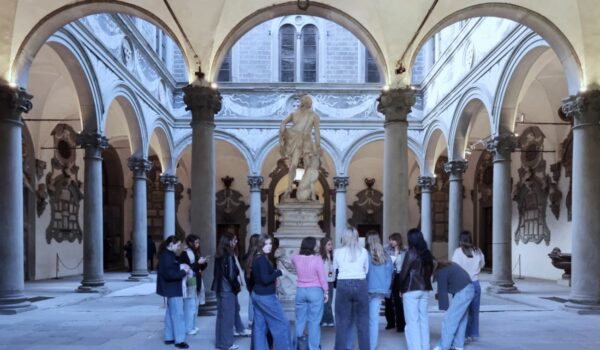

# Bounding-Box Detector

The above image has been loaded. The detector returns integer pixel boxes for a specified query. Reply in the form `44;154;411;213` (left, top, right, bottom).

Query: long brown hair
257;233;274;266
158;235;182;255
320;237;333;261
366;231;387;265
216;232;235;258
459;230;480;258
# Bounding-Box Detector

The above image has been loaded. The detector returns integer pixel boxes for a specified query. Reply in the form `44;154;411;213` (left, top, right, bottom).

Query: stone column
418;176;436;248
378;88;416;241
0;83;35;314
183;77;221;297
333;176;349;248
562;90;600;311
486;133;518;293
77;132;109;292
247;176;263;235
160;174;178;239
127;157;151;281
444;159;468;257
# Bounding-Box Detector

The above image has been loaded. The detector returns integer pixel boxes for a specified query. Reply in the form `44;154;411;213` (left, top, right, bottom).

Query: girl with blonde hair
366;232;393;350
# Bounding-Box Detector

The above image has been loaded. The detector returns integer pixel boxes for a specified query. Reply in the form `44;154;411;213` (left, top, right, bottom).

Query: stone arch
448;87;493;160
423;124;449;176
210;1;387;84
148;120;175;174
341;130;384;175
493;35;552;134
11;1;191;87
103;84;147;157
44;31;102;132
407;3;582;94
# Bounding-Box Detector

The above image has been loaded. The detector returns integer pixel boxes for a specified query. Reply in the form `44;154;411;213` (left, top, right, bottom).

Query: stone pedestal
274;200;325;317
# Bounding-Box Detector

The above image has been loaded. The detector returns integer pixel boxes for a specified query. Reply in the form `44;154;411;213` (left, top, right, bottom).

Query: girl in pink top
292;237;329;350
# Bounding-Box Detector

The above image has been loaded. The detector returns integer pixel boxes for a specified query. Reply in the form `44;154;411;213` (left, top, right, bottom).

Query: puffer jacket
395;248;433;293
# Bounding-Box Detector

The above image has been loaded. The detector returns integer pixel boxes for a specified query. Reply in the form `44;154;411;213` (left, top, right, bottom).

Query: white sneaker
432;346;442;350
233;329;251;337
228;344;239;350
187;327;199;335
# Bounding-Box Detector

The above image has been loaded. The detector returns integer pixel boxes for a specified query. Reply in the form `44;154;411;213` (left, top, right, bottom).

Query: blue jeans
164;297;186;344
235;295;247;332
402;290;430;350
216;291;236;349
438;284;475;350
321;282;334;324
183;296;197;332
248;294;254;324
368;295;384;350
252;292;291;350
334;279;369;350
295;287;324;350
466;280;481;338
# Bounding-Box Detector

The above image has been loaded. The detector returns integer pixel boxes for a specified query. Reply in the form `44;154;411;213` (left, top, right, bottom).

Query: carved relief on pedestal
512;126;552;245
45;124;83;244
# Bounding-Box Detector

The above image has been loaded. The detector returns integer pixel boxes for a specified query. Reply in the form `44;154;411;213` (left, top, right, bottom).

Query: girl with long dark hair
179;234;207;335
251;233;290;349
156;235;190;349
397;228;435;350
320;237;335;327
386;232;406;332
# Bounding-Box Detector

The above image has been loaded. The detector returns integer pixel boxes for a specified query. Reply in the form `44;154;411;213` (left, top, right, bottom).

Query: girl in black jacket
157;235;190;349
213;232;241;350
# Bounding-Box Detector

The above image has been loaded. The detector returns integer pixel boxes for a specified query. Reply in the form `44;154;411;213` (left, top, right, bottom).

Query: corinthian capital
160;174;178;191
247;176;264;191
0;82;33;123
486;133;518;161
183;83;222;126
377;87;416;124
127;157;151;178
561;89;600;127
417;176;436;191
444;160;468;179
333;176;349;192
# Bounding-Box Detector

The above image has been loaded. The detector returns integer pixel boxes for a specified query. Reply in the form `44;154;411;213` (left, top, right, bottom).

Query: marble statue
279;95;321;200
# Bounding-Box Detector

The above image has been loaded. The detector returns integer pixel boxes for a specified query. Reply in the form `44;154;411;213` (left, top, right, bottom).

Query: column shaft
78;133;108;291
333;176;349;248
418;176;435;248
161;175;178;240
562;91;600;311
128;157;151;281
247;176;263;235
444;160;467;257
0;84;34;314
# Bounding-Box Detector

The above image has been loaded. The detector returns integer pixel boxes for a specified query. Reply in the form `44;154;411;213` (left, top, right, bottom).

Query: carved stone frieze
226;128;278;157
377;87;416;124
320;129;374;154
512;126;551;245
45;124;83;244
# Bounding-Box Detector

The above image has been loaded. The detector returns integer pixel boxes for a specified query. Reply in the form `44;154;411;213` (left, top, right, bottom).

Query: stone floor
1;272;598;350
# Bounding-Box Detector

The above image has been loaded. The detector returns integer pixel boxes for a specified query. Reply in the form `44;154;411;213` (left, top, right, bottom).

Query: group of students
156;226;484;350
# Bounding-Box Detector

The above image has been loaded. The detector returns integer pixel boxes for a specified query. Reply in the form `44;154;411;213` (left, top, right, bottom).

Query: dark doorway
102;146;125;271
474;150;493;270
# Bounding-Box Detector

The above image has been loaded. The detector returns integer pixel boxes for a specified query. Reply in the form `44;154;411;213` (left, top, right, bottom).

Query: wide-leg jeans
295;287;324;350
334;279;369;350
252;292;291;350
183;296;197;332
438;283;475;350
402;290;430;350
466;280;481;338
164;296;186;344
215;291;236;349
368;295;384;350
321;281;334;325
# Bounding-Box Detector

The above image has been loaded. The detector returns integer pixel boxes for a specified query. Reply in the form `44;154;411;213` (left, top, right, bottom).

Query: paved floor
1;272;598;350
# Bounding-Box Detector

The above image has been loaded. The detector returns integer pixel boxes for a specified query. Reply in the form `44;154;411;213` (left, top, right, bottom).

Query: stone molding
159;174;178;191
127;157;152;178
377;87;416;124
486;133;518;161
417;176;436;191
183;84;222;126
561;89;600;128
0;83;33;123
333;176;349;192
247;175;264;191
444;159;468;179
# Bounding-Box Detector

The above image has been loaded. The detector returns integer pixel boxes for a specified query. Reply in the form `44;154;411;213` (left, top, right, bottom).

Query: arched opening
22;123;36;281
102;145;125;271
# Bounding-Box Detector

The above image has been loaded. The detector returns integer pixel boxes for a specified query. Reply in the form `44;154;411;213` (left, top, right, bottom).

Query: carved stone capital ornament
377;87;416;124
183;80;222;126
486;133;518;161
561;89;600;128
127;157;152;178
160;175;178;191
0;83;33;123
333;176;349;192
76;132;108;159
417;176;436;191
247;176;264;191
444;160;468;179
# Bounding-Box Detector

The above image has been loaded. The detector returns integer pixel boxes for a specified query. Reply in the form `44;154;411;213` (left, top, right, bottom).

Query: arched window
301;25;318;82
279;25;296;82
218;50;232;82
365;49;380;83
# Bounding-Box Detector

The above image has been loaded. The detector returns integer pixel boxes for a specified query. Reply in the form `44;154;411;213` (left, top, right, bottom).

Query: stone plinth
274;200;325;318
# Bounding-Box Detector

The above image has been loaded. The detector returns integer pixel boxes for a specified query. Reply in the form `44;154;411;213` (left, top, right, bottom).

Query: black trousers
385;274;406;332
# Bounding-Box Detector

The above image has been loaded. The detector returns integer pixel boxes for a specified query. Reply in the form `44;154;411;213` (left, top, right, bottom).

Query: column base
76;285;109;294
0;297;36;315
565;300;600;314
127;272;152;282
487;281;518;294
